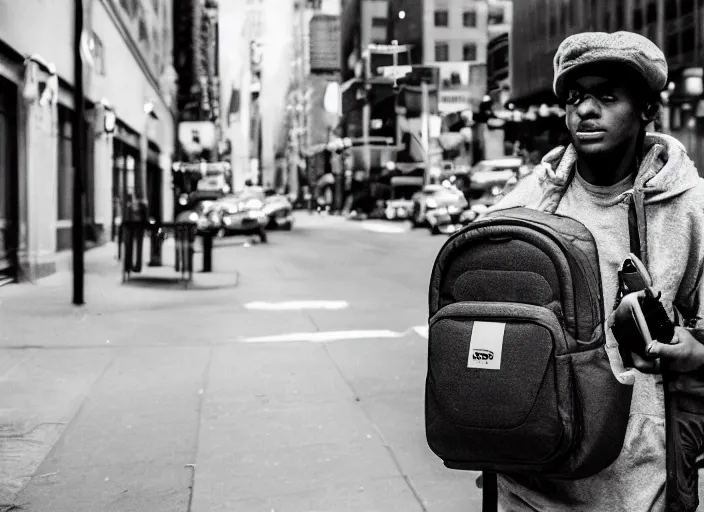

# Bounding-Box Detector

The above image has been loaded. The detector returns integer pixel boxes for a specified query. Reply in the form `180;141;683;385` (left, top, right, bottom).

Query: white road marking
361;222;410;234
412;325;429;339
244;300;349;311
241;329;404;343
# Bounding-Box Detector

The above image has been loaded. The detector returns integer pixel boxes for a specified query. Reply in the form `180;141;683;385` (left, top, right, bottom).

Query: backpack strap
482;471;498;512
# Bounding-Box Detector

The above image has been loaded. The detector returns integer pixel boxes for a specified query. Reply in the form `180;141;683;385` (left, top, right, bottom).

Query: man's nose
576;96;600;117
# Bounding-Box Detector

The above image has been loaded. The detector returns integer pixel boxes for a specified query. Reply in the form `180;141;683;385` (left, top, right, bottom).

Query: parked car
212;194;269;243
459;163;535;226
411;184;468;234
175;200;220;235
466;157;523;208
263;191;294;230
384;198;414;221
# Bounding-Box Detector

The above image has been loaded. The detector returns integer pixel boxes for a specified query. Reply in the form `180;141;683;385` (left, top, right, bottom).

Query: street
0;213;482;512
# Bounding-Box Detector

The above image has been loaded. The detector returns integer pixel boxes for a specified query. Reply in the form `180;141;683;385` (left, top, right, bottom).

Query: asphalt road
0;213;482;512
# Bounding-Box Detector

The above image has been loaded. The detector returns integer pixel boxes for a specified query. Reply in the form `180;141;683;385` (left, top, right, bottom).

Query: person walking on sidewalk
487;31;704;511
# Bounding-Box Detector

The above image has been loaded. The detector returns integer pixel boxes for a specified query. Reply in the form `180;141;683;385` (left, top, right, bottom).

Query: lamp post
72;0;86;305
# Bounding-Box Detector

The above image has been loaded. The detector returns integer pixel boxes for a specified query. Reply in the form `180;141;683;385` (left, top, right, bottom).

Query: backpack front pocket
426;301;575;471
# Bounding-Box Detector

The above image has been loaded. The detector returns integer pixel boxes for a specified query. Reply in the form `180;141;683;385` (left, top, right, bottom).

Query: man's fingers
647;340;678;358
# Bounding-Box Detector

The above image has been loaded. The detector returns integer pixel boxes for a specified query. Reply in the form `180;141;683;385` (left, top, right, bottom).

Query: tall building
511;0;704;170
0;0;176;284
173;0;221;160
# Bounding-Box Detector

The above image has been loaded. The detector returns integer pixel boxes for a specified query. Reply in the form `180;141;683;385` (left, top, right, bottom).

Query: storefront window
57;106;73;221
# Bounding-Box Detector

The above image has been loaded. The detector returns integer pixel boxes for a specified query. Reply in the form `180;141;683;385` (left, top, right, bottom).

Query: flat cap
553;31;668;99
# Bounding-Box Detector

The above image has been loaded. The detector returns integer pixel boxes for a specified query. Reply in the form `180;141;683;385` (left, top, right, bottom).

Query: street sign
377;65;412;80
368;43;413;54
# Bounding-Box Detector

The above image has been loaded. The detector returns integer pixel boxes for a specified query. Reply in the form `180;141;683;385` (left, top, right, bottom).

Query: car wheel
259;228;268;243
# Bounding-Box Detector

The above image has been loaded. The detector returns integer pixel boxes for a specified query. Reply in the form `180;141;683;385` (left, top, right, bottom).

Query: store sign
439;91;473;113
178;121;217;155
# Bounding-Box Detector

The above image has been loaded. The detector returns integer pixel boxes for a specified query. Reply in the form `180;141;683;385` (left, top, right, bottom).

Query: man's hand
646;327;704;373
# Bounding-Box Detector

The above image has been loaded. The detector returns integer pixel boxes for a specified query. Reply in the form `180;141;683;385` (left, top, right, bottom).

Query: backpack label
467;321;505;370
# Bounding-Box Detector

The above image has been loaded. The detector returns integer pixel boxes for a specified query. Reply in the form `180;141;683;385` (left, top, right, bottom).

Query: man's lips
575;129;606;140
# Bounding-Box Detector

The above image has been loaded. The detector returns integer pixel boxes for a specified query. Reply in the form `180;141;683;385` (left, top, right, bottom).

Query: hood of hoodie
535;132;701;205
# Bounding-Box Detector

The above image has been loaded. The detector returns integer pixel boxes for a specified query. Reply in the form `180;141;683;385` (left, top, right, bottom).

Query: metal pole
421;80;430;186
363;49;371;178
73;0;85;305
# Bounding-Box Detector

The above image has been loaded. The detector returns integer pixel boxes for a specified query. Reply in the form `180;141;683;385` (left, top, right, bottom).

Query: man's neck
575;138;641;186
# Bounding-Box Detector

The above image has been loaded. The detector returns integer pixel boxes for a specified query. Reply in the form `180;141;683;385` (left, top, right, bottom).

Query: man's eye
599;94;616;102
565;91;581;104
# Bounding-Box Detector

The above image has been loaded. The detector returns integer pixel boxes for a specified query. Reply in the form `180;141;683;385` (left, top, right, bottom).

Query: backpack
424;205;635;505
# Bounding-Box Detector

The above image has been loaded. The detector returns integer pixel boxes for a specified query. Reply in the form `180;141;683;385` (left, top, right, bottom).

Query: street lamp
398;10;406;19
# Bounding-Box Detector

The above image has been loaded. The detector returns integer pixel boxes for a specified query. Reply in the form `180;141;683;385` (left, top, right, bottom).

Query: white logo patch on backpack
467;321;505;370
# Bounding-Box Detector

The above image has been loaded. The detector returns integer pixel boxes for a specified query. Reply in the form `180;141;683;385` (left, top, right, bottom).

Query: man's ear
642;102;660;124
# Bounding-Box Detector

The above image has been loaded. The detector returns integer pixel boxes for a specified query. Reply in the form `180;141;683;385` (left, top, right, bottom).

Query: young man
488;31;704;511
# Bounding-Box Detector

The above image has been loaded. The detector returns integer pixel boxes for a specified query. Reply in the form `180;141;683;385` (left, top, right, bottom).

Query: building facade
0;0;176;284
511;0;704;171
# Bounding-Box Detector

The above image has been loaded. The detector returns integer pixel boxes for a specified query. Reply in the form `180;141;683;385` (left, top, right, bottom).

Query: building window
463;10;476;27
139;19;149;42
616;0;624;27
665;0;678;19
463;42;477;61
681;0;694;14
682;27;695;53
667;32;679;56
488;5;505;25
57;106;73;222
633;8;643;29
91;32;106;76
371;16;387;28
549;14;557;36
435;41;449;61
434;10;449;27
646;1;656;24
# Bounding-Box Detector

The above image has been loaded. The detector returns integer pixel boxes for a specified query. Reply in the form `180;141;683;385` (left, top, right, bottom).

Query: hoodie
490;133;704;511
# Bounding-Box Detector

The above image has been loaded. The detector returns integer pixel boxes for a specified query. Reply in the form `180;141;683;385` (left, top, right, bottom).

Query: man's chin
573;140;610;155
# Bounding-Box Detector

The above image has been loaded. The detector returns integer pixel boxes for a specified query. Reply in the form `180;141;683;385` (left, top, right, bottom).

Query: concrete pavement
0;212;481;511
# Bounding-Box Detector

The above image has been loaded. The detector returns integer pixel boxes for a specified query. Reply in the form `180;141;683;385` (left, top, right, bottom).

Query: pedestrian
487;31;704;511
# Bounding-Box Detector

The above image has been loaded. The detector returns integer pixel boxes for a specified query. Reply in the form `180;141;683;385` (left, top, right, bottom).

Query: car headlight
223;216;232;225
426;199;437;209
491;186;503;196
188;212;199;222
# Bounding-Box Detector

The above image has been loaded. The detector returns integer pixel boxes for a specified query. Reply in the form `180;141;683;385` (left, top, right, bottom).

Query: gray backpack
425;206;633;497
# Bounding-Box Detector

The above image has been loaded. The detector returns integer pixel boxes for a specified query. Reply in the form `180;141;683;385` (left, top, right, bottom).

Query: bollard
202;233;213;272
148;228;163;267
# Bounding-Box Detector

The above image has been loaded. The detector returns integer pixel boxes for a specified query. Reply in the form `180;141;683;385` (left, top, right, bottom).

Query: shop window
463;10;477;27
57;106;73;221
435;42;449;62
371;17;386;28
434;10;449;27
463;42;477;61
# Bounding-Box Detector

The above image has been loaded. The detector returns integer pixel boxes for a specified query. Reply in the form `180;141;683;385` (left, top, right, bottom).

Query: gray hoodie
489;133;704;511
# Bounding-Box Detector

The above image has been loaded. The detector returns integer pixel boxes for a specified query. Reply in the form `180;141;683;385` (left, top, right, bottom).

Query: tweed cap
553;31;668;99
